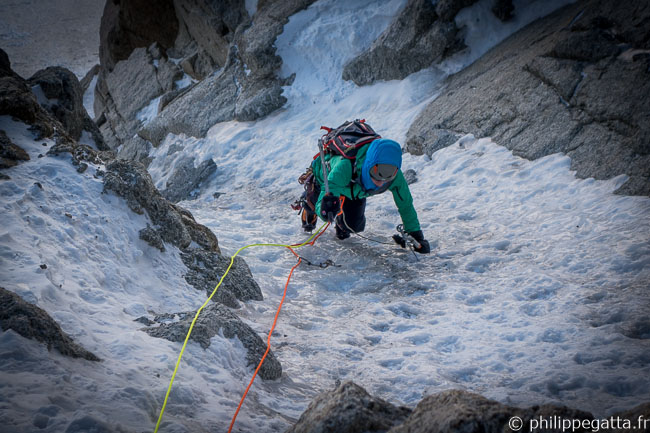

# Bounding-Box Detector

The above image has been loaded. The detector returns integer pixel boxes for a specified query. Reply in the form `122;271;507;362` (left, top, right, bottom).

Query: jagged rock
97;0;314;150
47;140;115;169
162;156;217;202
0;130;30;169
0;50;78;141
28;66;107;150
172;0;248;71
286;381;412;433
116;135;153;166
288;385;620;433
142;303;282;380
173;203;220;252
0;48;22;80
102;160;263;309
387;390;593;433
95;44;184;150
180;247;262;309
137;48;239;146
0;287;100;361
406;0;650;195
103;159;192;249
0;74;55;140
99;0;179;72
342;0;463;86
139;224;165;252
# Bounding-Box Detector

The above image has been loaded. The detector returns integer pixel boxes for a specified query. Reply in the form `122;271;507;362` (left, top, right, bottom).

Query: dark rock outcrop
180;248;262;309
102;159;218;252
95;43;185;150
28;67;107;150
0;287;100;361
0;50;55;140
161;156;217;203
289;383;650;433
95;0;316;150
287;381;412;433
406;0;650;195
388;390;592;433
99;0;179;72
342;0;463;86
141;303;282;380
0;130;30;168
102;159;262;307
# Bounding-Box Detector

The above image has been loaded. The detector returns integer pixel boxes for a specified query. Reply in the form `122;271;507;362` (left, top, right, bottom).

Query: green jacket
311;145;421;233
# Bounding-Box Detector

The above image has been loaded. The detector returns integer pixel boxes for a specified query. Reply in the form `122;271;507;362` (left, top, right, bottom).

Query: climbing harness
153;221;333;433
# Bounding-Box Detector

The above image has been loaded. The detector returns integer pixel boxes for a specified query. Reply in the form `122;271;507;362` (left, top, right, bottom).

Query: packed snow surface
1;0;649;432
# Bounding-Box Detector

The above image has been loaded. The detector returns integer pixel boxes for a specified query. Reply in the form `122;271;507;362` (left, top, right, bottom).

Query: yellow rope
153;222;328;433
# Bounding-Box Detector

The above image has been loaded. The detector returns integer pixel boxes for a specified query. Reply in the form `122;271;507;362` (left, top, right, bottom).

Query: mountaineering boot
335;219;350;240
301;208;317;232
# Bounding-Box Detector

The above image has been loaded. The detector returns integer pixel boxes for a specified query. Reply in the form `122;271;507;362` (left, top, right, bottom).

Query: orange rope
228;199;343;432
228;247;302;433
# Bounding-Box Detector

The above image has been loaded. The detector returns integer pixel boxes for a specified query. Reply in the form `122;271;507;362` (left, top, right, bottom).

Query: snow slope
1;0;649;432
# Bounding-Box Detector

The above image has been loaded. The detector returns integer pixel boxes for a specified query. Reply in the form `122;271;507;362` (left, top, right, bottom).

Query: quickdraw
298;256;341;269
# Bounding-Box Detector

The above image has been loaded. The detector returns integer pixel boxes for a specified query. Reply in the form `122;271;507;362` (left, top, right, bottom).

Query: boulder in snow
161;156;217;203
28;66;107;150
180;247;263;309
0;130;30;169
286;381;412;433
0;287;100;362
142;303;282;380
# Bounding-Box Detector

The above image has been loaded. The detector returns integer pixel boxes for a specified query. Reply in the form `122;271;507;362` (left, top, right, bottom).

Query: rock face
161;156;217;203
28;66;107;150
95;0;316;154
0;49;56;140
289;383;650;433
342;0;464;86
102;159;262;308
103;158;219;252
0;287;100;361
0;130;29;169
287;381;412;433
141;303;282;380
99;0;179;72
180;248;262;309
406;0;650;196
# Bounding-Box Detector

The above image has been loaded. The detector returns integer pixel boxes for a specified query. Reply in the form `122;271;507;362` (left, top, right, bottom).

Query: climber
297;123;430;254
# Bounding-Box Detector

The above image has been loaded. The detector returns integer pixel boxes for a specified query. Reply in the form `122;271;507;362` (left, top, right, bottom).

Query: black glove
320;194;340;222
408;230;431;254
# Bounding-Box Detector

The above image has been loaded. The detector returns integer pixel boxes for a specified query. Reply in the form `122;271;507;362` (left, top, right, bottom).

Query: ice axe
393;224;421;260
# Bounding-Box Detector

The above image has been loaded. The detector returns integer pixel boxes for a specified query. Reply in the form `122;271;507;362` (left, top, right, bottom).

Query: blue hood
361;139;402;191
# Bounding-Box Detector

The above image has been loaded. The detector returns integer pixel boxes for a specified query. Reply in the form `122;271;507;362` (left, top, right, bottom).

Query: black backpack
316;119;381;160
